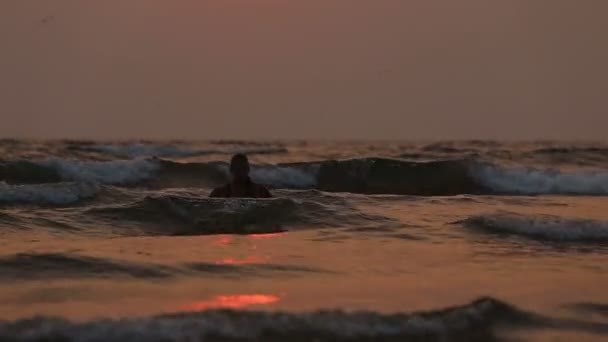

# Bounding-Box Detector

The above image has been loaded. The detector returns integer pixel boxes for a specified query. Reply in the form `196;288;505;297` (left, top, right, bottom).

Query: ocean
1;139;607;341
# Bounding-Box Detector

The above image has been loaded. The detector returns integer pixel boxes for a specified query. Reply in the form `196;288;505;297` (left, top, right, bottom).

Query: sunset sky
1;1;607;140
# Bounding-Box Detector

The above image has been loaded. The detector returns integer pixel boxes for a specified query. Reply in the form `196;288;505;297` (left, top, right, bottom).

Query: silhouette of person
210;154;272;198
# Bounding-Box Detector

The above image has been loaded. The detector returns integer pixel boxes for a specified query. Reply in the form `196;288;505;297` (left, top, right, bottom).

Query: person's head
230;154;250;182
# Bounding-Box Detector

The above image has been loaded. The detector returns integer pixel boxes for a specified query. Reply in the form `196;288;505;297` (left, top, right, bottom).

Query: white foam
464;213;608;242
472;163;608;195
38;158;160;185
0;182;100;205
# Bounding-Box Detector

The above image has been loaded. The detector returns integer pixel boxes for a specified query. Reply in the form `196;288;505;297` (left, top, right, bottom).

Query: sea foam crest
0;182;99;205
462;212;608;242
37;158;160;185
250;165;318;188
472;163;608;195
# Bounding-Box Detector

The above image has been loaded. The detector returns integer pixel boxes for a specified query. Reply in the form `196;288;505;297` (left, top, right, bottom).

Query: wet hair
230;154;250;172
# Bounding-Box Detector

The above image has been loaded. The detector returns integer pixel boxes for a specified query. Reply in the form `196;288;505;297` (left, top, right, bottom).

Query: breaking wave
38;158;161;185
460;213;608;242
1;157;607;196
316;158;608;196
473;163;608;195
0;298;537;342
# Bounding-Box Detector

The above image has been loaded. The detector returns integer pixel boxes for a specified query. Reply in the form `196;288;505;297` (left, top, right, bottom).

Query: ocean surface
1;139;608;341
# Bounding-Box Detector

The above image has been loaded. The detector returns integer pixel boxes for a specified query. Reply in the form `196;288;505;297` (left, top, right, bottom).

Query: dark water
1;140;608;341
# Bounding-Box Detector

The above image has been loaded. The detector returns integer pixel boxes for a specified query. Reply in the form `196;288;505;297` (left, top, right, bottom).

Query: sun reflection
213;235;233;246
179;294;281;312
216;256;266;265
249;232;286;239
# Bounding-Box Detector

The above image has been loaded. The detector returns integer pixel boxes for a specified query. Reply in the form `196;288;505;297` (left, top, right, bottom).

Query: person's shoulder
210;184;231;198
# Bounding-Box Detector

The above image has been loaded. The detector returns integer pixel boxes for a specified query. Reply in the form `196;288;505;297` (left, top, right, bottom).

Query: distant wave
88;195;397;235
566;302;608;317
421;142;479;154
460;213;608;242
70;143;287;158
0;298;538;341
532;146;608;156
77;144;204;158
0;182;99;205
2;157;608;196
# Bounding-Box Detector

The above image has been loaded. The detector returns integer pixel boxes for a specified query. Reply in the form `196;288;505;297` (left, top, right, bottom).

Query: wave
472;163;608;195
270;158;608;196
154;160;317;189
0;298;537;341
2;157;608;196
421;142;479;154
0;158;161;185
70;143;287;158
0;182;99;205
76;144;204;158
316;158;482;195
0;160;62;184
532;146;608;156
566;302;608;317
88;195;397;235
278;157;608;196
0;253;173;279
0;253;322;281
460;213;608;242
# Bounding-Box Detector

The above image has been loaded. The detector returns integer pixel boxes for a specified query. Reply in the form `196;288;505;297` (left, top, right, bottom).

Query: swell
459;212;608;243
0;253;322;281
87;195;397;235
2;157;608;196
316;158;482;195
0;253;173;279
0;297;539;342
0;182;100;206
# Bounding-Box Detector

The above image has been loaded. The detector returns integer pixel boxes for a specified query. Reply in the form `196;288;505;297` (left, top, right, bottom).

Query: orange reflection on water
213;235;233;246
179;294;280;312
248;232;286;239
216;256;266;265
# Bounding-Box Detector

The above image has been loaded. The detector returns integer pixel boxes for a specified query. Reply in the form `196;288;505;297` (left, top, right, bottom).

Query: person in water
210;154;272;198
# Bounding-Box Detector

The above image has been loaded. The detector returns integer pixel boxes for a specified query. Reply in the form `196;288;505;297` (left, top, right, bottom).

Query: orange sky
1;1;607;140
